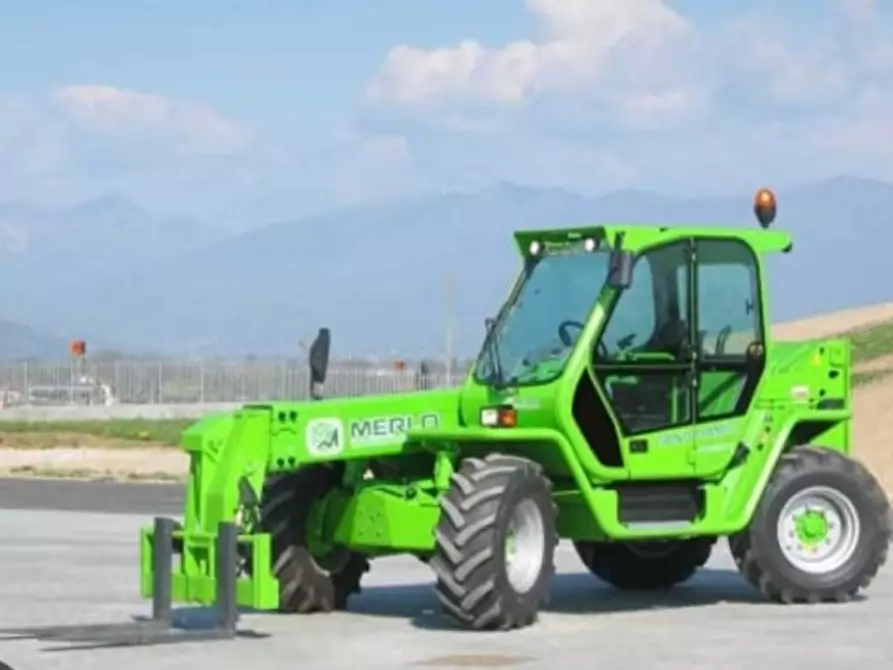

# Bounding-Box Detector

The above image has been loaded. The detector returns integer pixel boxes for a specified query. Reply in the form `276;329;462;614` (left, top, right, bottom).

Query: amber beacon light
754;188;777;228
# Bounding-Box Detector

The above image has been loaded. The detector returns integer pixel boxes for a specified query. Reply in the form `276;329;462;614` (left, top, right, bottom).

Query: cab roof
513;224;793;258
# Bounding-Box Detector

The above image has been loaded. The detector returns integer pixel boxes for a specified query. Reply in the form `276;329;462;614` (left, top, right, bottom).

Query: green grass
844;318;893;363
853;368;893;388
829;317;893;388
0;418;193;447
7;464;186;482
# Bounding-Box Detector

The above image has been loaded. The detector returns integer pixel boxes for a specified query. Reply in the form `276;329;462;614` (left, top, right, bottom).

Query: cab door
691;238;768;477
591;240;698;479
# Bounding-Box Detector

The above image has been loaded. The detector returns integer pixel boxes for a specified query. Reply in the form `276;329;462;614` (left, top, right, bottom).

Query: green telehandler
140;188;891;631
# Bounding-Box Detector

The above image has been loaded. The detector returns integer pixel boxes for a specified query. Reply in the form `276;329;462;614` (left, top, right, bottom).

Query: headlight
480;406;518;428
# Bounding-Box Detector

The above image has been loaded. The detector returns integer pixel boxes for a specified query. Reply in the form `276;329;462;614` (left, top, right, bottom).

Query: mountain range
0;175;889;359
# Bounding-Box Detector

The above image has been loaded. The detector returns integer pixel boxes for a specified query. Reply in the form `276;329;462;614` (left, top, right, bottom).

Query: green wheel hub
794;509;830;546
776;485;861;574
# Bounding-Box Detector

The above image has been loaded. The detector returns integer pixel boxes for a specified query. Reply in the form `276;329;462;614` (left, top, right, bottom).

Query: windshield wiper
483;317;506;386
481;258;536;388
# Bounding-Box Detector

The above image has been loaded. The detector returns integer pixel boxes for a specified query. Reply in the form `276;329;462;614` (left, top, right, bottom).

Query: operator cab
472;188;784;477
473;187;780;388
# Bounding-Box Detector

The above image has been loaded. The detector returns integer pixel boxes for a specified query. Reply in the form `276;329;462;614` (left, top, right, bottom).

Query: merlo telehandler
140;188;890;630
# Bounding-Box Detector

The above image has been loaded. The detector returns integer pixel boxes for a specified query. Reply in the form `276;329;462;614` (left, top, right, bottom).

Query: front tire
257;465;370;613
573;538;714;589
729;445;890;603
430;454;558;630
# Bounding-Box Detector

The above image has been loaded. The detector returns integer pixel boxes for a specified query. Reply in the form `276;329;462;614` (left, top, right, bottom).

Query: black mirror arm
308;327;331;400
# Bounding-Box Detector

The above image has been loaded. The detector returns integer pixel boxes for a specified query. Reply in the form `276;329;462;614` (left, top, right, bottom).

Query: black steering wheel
558;320;585;347
559;320;610;358
716;325;732;355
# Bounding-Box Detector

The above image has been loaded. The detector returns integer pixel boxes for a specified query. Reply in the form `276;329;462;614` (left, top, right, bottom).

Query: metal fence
0;359;475;406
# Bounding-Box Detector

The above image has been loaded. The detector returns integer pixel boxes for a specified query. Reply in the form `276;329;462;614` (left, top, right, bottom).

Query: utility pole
445;271;454;384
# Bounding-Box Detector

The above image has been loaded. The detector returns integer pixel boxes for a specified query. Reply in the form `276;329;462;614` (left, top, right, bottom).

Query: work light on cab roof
527;234;599;257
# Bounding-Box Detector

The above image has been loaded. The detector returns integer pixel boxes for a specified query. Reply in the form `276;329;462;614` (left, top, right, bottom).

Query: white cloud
360;0;893;195
367;0;892;120
52;85;252;155
366;0;701;125
711;2;893;175
713;5;893;109
4;2;893;226
0;86;268;219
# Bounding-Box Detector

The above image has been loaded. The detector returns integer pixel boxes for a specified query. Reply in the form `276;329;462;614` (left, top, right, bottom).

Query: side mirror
308;327;331;401
485;317;495;333
607;249;635;289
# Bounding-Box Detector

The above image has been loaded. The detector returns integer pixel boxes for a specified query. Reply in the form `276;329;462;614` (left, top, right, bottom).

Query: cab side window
597;241;690;362
696;240;762;358
598;255;656;359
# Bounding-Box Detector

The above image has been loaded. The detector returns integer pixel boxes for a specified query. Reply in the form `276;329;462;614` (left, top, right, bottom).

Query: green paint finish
305;488;342;558
268;389;460;466
330;483;441;554
795;509;830;545
139;525;279;610
139;219;867;612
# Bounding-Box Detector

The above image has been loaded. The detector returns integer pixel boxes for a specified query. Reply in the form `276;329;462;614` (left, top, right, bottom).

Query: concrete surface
1;507;892;670
0;478;183;516
0;403;240;422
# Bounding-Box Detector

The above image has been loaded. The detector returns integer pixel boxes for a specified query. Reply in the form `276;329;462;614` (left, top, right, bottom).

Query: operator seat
652;319;691;359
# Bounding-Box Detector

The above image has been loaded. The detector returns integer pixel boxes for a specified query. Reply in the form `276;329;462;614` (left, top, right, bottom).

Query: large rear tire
430;454;558;630
728;445;890;603
573;538;714;589
257;464;370;613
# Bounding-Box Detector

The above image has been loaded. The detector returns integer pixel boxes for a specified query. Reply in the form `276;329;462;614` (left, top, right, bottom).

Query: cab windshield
474;249;610;386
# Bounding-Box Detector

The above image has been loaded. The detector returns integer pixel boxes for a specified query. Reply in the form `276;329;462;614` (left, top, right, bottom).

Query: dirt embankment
770;302;893;341
0;446;188;482
851;378;893;492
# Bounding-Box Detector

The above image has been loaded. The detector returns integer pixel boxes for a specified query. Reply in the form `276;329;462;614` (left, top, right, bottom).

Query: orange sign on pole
69;340;87;357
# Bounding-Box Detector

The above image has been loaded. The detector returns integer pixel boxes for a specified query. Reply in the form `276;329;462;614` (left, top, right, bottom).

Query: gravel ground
1;509;892;670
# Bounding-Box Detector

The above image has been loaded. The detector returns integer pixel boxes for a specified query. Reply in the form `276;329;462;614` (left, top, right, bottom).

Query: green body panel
140;524;279;609
140;221;857;611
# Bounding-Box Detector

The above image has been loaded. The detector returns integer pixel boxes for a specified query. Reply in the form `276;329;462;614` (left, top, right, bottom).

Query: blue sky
0;0;891;227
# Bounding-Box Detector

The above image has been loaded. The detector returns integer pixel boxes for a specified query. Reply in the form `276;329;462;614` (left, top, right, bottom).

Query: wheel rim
504;498;546;594
776;485;861;574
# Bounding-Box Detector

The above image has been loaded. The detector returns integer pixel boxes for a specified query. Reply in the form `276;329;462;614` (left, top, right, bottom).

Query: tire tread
258;466;370;613
573;538;714;590
730;445;890;604
431;453;557;630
